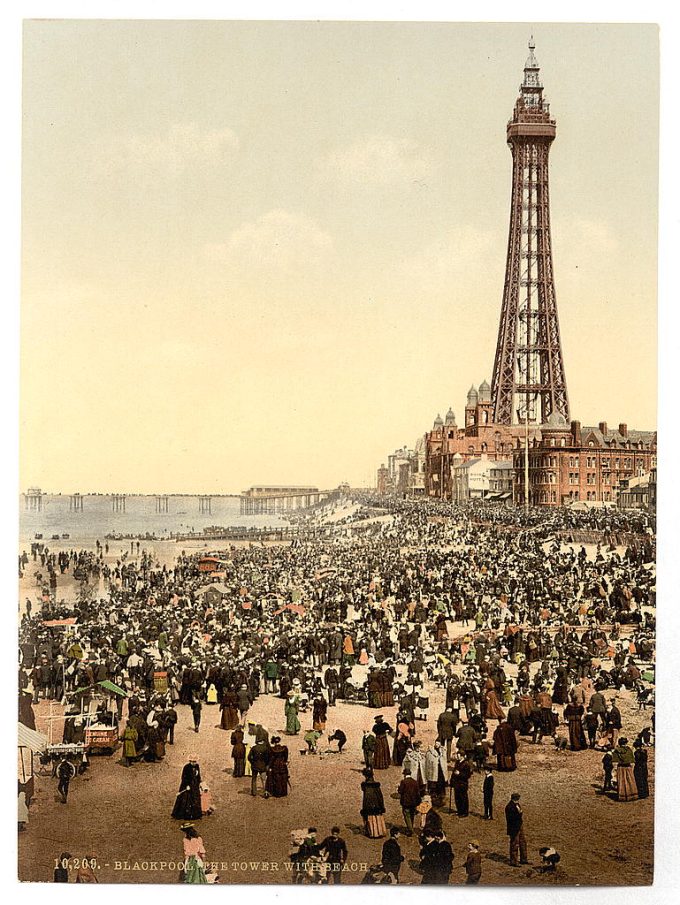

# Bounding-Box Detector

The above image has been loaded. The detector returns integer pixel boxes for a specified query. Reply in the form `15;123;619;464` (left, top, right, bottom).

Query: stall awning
18;722;49;753
98;680;128;697
273;604;306;616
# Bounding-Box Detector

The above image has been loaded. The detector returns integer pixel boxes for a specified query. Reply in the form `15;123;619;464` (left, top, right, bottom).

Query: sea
19;494;285;547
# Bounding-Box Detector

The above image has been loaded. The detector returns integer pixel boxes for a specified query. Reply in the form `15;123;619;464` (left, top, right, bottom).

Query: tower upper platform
507;38;556;142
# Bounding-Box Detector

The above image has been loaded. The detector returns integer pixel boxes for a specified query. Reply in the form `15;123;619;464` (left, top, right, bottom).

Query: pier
198;496;212;514
155;495;169;513
239;485;335;515
25;488;43;511
112;494;126;513
69;493;84;512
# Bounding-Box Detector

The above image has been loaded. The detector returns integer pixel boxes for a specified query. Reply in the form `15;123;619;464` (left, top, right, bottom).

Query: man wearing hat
606;698;622;748
362;728;376;770
505;792;528;866
397;768;422;836
248;737;272;797
450;754;473;817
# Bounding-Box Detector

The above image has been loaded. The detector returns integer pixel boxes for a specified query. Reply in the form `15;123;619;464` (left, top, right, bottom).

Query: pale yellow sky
20;21;658;493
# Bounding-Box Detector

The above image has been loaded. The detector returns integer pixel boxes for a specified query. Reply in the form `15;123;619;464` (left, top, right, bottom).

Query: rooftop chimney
571;420;582;446
598;422;608;436
619;423;628;438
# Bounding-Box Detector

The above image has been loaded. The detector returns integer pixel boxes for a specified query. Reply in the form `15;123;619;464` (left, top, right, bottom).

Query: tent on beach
196;582;232;607
18;722;49;803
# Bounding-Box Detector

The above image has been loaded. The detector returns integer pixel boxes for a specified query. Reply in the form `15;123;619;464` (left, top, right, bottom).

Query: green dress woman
182;825;207;884
285;693;301;735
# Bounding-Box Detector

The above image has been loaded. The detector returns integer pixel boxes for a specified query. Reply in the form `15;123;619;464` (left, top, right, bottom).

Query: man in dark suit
589;690;607;728
319;826;348;884
607;699;623;747
419;832;441;884
248;738;271;797
436;707;458;761
450;755;473;817
505;792;528;866
324;666;339;705
433;831;454;884
483;768;494;819
381;828;404;882
398;768;422;835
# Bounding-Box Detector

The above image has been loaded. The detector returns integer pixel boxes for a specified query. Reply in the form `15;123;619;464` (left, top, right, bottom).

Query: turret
477;379;493;426
465;386;478;428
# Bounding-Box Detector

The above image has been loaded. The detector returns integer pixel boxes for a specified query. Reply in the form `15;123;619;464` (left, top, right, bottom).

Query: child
200;783;214;816
415;794;433;831
538;846;561;872
464;840;482;884
303;729;322;754
552;733;568;752
327;728;347;753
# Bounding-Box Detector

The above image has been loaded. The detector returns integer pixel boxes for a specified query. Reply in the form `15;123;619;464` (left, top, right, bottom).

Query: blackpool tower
491;39;569;426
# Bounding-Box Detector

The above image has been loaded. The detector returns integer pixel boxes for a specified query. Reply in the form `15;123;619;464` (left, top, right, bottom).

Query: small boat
61;533;70;539
51;534;60;540
34;533;43;540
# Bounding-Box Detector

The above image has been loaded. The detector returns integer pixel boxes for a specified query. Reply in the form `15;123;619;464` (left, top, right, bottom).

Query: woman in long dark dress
312;697;328;731
231;727;246;777
552;666;569;705
633;739;649;799
392;715;412;767
220;689;240;731
360;768;386;838
484;678;506;721
564;701;588;751
372;716;392;770
492;720;518;771
265;737;289;797
172;759;202;820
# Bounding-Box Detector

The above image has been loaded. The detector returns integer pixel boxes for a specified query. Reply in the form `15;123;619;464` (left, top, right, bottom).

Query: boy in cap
464;840;482;884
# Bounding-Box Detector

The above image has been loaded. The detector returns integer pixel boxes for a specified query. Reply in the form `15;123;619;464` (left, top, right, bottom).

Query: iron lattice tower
491;39;569;426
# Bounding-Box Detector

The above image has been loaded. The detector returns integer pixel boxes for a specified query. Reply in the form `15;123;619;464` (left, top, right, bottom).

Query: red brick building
513;415;657;506
424;380;522;499
423;387;656;506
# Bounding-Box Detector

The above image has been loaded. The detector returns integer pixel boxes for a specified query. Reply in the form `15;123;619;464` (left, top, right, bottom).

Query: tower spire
491;41;569;426
520;37;546;109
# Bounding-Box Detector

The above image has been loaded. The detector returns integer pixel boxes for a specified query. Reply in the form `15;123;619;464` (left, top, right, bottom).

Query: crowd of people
19;495;655;884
